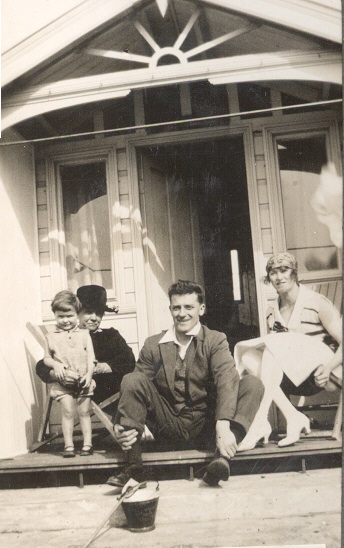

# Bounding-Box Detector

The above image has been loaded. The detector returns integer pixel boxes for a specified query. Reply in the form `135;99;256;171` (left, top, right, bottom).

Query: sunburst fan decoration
86;5;255;70
156;0;169;17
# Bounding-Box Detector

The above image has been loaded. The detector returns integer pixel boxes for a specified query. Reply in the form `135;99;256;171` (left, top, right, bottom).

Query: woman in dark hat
36;285;135;405
234;252;342;450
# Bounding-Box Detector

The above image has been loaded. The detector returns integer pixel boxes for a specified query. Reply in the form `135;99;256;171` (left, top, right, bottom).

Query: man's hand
314;363;332;388
216;420;237;459
114;424;139;451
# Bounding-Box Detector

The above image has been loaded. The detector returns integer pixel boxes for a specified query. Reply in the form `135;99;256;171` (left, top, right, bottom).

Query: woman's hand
314;363;332;387
53;362;68;381
59;370;79;388
114;424;138;451
93;362;112;374
216;420;237;459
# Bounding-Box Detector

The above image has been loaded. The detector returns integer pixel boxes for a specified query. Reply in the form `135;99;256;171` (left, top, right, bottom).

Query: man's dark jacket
134;325;239;421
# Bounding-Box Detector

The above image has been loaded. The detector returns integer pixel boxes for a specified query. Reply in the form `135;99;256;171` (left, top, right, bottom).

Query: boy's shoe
63;446;76;458
80;445;93;456
106;465;147;488
202;457;230;486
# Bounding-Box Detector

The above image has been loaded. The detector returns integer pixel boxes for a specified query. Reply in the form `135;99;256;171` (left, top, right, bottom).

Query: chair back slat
304;279;342;314
26;322;52;349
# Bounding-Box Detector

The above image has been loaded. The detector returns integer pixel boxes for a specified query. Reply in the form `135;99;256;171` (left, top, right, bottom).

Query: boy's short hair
168;280;205;305
51;290;81;313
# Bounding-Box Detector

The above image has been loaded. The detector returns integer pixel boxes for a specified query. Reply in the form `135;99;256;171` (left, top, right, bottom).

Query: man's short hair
168;280;205;304
51;290;82;313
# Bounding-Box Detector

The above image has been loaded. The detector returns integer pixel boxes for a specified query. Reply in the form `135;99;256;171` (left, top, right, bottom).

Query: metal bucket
122;483;159;532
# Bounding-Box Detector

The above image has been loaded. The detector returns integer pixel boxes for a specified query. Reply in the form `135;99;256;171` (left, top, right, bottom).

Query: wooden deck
1;430;341;488
1;469;341;547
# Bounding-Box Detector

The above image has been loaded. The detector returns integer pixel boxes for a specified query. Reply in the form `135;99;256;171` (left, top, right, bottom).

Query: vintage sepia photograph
0;1;342;547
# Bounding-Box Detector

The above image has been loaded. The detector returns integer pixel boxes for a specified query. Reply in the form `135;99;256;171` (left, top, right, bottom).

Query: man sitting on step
107;280;264;488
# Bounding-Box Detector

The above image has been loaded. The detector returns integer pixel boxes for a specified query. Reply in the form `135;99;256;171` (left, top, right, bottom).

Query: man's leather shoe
203;457;230;486
106;465;147;488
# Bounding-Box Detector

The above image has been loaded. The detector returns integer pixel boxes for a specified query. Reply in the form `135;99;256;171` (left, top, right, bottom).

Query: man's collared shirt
159;322;201;360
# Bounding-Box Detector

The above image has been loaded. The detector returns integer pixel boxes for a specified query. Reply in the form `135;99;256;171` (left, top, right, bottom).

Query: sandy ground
0;467;341;548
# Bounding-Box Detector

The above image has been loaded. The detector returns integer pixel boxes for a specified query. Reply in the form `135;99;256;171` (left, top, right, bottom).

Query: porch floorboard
1;431;340;478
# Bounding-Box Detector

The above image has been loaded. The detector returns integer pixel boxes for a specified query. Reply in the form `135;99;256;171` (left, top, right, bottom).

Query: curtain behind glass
61;162;113;294
277;135;338;274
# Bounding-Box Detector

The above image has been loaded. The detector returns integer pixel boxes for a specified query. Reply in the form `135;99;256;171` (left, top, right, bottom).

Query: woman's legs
261;350;311;446
273;386;311;447
237;348;310;451
77;396;93;448
60;395;76;449
237;349;279;451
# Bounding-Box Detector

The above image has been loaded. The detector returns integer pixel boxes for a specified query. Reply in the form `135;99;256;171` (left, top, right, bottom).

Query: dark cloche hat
76;285;118;313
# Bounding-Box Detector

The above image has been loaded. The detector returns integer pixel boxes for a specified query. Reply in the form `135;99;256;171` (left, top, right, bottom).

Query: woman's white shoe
278;413;311;447
237;419;272;452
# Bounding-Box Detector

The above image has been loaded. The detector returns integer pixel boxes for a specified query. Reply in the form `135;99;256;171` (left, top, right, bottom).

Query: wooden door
138;149;204;335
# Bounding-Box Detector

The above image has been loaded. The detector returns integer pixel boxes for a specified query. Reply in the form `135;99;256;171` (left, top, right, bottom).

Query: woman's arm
318;297;342;345
314;298;342;386
43;338;69;381
36;360;79;385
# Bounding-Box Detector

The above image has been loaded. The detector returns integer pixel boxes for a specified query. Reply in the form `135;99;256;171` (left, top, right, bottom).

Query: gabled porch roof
2;0;341;133
2;0;341;87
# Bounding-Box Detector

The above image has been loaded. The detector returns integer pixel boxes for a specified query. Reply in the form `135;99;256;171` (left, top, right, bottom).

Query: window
274;132;341;277
45;147;134;320
60;161;115;296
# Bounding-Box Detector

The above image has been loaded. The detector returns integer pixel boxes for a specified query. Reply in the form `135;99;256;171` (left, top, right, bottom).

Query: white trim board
2;50;341;130
2;0;341;86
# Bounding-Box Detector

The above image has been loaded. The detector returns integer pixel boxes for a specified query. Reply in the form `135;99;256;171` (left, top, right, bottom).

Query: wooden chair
27;322;120;452
293;279;342;439
292;375;342;440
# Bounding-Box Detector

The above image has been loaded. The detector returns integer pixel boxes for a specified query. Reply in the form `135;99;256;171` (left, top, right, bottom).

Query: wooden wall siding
36;158;53;319
117;148;136;307
253;131;273;258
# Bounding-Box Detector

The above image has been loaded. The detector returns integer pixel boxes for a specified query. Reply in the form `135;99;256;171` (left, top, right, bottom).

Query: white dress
234;285;341;386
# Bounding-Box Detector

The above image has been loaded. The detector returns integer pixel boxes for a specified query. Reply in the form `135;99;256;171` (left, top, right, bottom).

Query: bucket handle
122;480;159;501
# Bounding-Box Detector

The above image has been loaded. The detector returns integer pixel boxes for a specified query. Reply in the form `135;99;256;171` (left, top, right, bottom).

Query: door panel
167;176;204;284
140;154;173;333
139;150;204;334
138;137;258;350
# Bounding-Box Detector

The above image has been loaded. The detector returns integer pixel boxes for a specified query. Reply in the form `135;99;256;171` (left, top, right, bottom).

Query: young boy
43;290;96;457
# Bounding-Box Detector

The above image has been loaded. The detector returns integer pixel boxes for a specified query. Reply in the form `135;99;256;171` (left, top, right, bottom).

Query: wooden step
1;434;341;475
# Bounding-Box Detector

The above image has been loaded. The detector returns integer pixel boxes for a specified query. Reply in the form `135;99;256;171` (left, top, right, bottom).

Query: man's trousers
116;372;264;445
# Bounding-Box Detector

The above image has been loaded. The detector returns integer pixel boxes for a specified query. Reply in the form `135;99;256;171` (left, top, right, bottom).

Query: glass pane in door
60;162;114;296
277;134;339;274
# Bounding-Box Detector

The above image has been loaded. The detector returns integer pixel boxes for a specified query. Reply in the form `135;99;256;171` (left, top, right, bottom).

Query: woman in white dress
235;252;342;450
